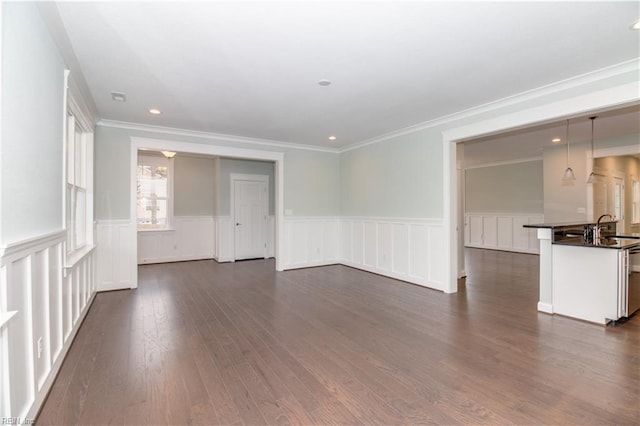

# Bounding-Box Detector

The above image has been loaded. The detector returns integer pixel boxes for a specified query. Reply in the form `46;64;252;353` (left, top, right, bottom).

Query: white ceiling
54;1;640;148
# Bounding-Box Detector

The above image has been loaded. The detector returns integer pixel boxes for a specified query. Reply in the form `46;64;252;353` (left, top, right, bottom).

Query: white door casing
232;174;268;260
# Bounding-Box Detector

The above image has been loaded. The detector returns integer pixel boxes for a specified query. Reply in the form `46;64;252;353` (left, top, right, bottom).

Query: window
137;154;173;230
65;111;92;254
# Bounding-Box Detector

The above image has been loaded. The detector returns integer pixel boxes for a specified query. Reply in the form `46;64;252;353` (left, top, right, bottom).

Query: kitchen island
525;221;640;324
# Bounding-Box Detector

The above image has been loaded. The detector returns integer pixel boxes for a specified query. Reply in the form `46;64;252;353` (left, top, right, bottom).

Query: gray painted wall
339;68;638;220
218;158;275;216
340;128;442;218
174;156;215;216
1;3;66;243
94;125;340;220
465;161;543;213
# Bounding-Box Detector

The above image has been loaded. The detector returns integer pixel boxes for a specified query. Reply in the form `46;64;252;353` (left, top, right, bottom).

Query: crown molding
339;58;640;153
97;59;638;156
97;119;340;154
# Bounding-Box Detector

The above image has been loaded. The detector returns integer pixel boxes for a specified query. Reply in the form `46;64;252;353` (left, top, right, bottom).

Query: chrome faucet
595;213;613;240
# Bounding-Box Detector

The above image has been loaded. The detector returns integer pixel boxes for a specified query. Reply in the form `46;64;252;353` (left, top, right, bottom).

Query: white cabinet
552;245;620;324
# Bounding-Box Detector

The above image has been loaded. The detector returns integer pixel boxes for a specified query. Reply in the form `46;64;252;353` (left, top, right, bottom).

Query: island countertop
553;236;640;250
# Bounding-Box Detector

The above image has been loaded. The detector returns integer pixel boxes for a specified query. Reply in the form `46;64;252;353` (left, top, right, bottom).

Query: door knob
236;223;241;226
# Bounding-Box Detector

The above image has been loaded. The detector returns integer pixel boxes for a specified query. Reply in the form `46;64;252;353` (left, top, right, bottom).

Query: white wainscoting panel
281;217;340;269
138;216;215;265
266;216;275;259
1;231;96;420
340;217;445;291
97;220;136;291
215;216;234;263
464;213;544;254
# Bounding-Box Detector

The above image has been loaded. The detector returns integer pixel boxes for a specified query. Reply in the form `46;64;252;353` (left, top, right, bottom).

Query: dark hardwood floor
38;248;639;425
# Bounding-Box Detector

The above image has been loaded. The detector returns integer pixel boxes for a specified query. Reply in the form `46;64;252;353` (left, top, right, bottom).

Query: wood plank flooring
38;248;639;425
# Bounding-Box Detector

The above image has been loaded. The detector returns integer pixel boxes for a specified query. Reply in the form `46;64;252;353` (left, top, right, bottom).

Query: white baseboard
537;302;554;314
26;292;96;420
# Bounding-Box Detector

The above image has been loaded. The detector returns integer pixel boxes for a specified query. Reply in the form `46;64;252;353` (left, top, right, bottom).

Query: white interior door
234;179;267;260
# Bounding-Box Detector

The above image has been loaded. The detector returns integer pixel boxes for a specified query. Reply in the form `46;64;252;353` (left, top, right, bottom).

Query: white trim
339;216;443;225
100;61;638;155
63;245;95;277
101;119;339;153
26;291;96;421
537;302;554;314
0;230;66;262
230;173;269;261
340;59;639;153
465;211;544;217
443;79;640;294
463;156;543;170
593;144;640;159
130;137;285;285
0;311;17;330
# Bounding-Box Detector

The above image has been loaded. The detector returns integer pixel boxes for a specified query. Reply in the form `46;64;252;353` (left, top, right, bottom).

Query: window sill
64;245;96;277
137;227;175;233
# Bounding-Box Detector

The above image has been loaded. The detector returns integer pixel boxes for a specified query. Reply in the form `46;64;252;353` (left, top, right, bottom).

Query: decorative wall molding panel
339;217;446;291
215;216;234;263
281;217;340;269
214;215;275;263
138;216;216;265
1;231;96;420
464;213;544;254
96;220;136;291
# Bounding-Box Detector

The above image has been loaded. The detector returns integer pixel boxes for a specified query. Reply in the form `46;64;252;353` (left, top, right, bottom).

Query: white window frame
64;85;94;259
136;153;174;231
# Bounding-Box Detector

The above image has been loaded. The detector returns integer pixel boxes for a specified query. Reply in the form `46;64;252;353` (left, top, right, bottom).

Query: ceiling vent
111;92;127;102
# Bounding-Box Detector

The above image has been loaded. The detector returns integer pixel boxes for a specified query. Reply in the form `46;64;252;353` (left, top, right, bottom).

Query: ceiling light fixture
631;19;640;30
562;119;576;181
149;108;162;115
328;136;337;141
552;137;561;143
111;92;127;102
586;116;605;184
318;79;331;86
161;151;176;159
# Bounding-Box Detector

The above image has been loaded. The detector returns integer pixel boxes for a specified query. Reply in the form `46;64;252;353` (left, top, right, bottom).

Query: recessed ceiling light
632;19;640;30
318;79;331;86
328;135;337;141
149;108;161;115
111;92;127;102
552;138;561;143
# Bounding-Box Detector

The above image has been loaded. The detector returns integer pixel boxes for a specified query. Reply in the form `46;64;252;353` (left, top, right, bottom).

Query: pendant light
562;119;576;181
586;116;604;184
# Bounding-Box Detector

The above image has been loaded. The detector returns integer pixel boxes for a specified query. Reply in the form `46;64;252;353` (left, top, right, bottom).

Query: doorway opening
129;137;284;290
